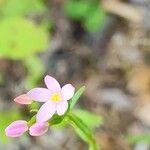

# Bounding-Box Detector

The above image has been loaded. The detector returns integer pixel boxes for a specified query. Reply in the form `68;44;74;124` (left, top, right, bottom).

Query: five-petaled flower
27;75;75;123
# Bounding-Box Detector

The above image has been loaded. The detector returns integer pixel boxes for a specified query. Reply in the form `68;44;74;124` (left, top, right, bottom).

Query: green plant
0;0;46;17
127;134;150;144
5;80;104;150
0;0;50;88
63;0;106;32
0;18;49;88
0;18;48;60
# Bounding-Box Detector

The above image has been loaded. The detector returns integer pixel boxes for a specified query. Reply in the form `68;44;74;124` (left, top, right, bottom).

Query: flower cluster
5;75;75;137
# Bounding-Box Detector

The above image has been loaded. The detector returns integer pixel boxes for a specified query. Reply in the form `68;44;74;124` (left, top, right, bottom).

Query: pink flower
14;94;32;105
5;121;49;137
29;122;49;136
27;75;75;122
5;120;28;137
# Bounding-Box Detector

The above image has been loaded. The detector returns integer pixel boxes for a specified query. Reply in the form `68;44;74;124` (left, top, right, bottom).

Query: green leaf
70;120;90;143
0;0;46;17
28;114;65;127
63;0;106;32
0;18;48;60
49;114;64;126
28;101;40;111
84;6;106;32
127;135;150;144
73;109;104;128
28;115;36;126
70;86;85;110
63;0;91;20
67;113;99;150
0;108;22;142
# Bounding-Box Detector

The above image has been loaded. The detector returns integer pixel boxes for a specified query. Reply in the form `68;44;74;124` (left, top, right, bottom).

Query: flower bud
5;120;28;137
14;94;32;105
29;122;49;136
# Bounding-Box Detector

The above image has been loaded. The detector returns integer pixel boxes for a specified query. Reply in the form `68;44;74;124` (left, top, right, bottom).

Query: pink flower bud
14;94;32;105
29;122;49;136
5;120;28;137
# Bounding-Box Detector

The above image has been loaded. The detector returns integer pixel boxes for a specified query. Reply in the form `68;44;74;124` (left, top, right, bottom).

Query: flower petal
29;122;49;136
36;101;56;122
61;84;75;100
44;75;61;92
27;88;51;102
14;94;32;105
5;120;28;137
56;100;68;116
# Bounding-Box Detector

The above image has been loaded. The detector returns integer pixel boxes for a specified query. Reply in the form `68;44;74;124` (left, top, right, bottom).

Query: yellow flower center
51;93;61;102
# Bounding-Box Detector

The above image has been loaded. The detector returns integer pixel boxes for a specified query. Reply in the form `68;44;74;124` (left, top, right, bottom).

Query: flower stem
67;113;99;150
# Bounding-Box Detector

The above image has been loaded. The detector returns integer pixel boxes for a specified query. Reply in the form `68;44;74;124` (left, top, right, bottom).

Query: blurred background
0;0;150;149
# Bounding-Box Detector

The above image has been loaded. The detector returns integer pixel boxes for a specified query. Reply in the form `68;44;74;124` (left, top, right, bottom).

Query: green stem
67;113;99;150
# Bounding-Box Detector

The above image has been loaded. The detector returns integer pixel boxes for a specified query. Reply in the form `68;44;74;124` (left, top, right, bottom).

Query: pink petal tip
5;120;28;137
44;75;61;92
14;94;32;105
29;122;49;136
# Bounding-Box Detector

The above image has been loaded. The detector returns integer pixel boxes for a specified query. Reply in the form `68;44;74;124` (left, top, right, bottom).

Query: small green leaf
67;113;93;143
127;135;150;144
49;114;64;126
0;0;46;17
63;0;106;32
67;113;99;150
70;86;85;110
71;120;90;143
84;6;106;32
30;109;38;114
28;101;40;110
63;0;90;20
28;115;36;126
73;109;104;128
